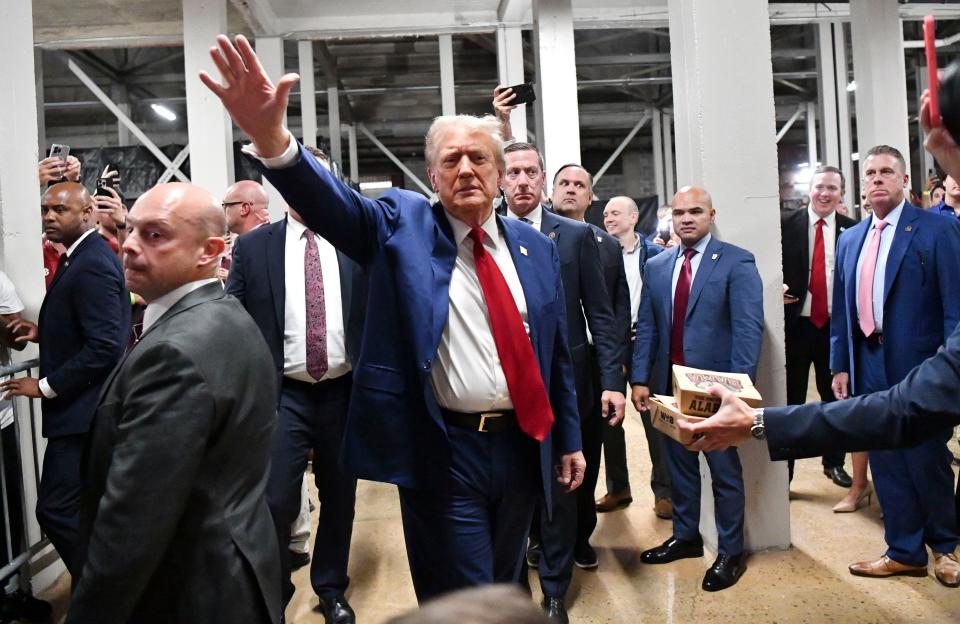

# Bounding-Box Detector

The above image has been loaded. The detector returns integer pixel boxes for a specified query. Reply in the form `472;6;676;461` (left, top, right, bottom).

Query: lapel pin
520;246;528;256
597;236;603;243
711;253;719;261
548;231;557;240
905;225;913;232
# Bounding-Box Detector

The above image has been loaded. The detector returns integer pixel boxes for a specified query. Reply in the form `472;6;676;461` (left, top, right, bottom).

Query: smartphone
504;82;536;106
924;15;941;127
48;143;70;162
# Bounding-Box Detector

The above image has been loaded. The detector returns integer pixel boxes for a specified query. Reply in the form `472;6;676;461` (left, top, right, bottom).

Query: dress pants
664;437;745;555
36;433;86;576
398;420;539;603
856;339;959;566
602;425;631;495
784;317;844;479
266;374;356;606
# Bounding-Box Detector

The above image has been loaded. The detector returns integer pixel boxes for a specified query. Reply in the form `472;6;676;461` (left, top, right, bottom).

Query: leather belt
440;408;515;433
864;332;884;346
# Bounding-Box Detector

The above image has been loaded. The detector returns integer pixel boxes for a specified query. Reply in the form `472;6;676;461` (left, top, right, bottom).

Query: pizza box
648;394;706;445
671;365;763;417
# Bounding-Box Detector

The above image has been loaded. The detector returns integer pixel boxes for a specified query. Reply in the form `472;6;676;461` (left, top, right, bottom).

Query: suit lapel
540;209;561;244
266;221;286;331
47;230;100;292
882;204;919;305
502;218;538;333
686;237;722;318
796;211;810;285
430;203;457;353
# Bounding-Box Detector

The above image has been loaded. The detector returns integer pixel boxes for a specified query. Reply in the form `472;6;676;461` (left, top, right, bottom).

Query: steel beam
157;146;191;184
593;111;650;185
357;124;433;196
775;104;805;143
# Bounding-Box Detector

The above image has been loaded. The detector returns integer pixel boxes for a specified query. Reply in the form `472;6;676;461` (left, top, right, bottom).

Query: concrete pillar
668;0;790;552
298;41;318;148
255;37;288;223
652;109;665;204
621;150;645;198
35;48;46;155
850;0;911;175
532;0;580;181
663;112;675;200
182;0;234;195
496;24;528;142
327;87;342;166
806;101;818;167
113;85;132;146
916;61;936;183
348;124;359;181
438;34;456;116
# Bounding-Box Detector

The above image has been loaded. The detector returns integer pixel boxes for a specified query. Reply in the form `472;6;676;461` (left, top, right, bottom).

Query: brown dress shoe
848;555;927;578
934;551;960;587
596;491;632;513
653;497;673;520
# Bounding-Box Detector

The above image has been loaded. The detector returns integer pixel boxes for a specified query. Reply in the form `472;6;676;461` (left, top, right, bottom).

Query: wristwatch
750;408;766;440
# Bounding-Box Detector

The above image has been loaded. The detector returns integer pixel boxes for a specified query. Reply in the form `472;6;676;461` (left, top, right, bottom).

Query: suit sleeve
612;255;632;369
224;236;247;306
765;322;960;459
251;141;402;267
728;252;764;380
630;264;658;386
68;342;218;624
829;236;851;374
576;228;623;391
45;260;126;399
935;218;960;337
547;243;582;455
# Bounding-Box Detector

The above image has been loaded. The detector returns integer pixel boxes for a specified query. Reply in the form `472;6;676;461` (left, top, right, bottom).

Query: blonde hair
424;115;505;171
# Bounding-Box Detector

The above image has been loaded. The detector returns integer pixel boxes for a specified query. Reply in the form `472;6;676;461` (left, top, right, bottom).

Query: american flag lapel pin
520;245;528;256
711;253;719;261
905;225;913;232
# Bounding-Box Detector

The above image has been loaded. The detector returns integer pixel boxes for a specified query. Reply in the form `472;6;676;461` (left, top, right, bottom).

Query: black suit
37;230;129;574
68;282;280;624
226;218;366;606
780;208;856;476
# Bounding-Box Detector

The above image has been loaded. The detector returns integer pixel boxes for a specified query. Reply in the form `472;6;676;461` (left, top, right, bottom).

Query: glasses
221;201;244;210
863;168;900;181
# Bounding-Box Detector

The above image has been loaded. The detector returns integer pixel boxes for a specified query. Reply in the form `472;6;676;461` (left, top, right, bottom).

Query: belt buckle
478;412;502;433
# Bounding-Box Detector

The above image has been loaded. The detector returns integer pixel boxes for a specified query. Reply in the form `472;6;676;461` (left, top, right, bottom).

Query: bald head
222;180;270;235
41;181;95;246
673;186;713;210
671;185;715;247
602;196;640;240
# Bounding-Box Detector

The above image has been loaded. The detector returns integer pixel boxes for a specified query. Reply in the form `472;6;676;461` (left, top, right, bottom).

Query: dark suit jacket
588;224;631;371
254;143;581;510
781;208;856;328
830;202;960;391
38;230;129;438
225;218;366;394
766;321;960;459
631;236;764;394
68;283;280;624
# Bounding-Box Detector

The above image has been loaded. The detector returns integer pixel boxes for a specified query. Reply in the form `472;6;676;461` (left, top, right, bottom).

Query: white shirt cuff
38;378;57;399
240;131;299;169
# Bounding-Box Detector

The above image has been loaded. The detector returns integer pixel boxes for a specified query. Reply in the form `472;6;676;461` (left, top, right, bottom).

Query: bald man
65;183;281;624
630;186;763;592
223;179;270;235
2;182;129;576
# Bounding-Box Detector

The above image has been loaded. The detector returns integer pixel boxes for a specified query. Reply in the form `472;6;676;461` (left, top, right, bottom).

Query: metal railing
0;358;50;584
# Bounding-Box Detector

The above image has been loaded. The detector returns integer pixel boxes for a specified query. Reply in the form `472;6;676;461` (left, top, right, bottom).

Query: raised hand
199;34;300;158
921;88;960;181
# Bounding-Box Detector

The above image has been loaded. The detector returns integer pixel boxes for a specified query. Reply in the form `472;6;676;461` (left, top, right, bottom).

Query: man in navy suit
201;34;584;603
1;182;128;575
828;145;960;586
630;186;763;592
226;178;366;621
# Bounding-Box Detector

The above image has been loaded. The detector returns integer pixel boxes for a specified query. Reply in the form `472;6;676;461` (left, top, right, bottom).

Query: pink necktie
304;229;328;380
857;220;888;337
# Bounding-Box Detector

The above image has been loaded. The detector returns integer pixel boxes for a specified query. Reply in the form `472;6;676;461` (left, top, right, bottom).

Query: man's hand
556;451;586;493
921;88;960;181
199;34;300;158
631;384;650;412
38;157;63;187
680;385;753;452
492;85;516;142
600;390;626;426
1;377;42;400
64;155;81;182
831;372;850;400
6;318;38;344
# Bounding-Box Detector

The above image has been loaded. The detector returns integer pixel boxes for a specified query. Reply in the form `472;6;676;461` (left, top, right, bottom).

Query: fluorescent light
359;180;392;191
797;162;809;169
851;152;859;161
151;103;177;121
846;81;856;92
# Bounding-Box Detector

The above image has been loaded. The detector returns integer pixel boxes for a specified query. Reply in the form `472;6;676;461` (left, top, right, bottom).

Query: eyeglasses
863;168;900;181
221;201;244;210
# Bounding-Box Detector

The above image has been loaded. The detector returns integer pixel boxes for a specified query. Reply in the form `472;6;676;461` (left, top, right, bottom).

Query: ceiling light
846;81;857;92
851;152;859;161
151;103;177;121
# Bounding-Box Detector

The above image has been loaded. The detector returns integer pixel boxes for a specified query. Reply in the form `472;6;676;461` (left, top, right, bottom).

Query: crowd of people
0;31;959;623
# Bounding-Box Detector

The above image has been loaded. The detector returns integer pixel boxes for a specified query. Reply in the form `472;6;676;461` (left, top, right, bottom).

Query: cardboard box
649;394;706;445
671;365;763;417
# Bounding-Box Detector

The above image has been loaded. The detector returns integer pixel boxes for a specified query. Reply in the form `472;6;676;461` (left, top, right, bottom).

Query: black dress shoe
290;550;311;570
702;553;746;592
573;542;599;569
541;596;569;624
317;593;355;624
824;466;853;488
640;536;704;564
527;541;542;568
0;590;52;623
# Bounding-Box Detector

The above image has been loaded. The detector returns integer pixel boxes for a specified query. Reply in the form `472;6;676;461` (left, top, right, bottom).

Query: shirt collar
66;228;97;258
807;206;836;228
506;203;542;226
681;232;712;257
871;199;904;230
285;214;309;238
142;278;220;333
622;232;643;254
446;208;501;249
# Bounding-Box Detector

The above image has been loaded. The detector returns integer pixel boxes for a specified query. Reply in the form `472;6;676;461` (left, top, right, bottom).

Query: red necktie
670;248;697;365
809;218;829;329
469;228;554;441
304;229;328;380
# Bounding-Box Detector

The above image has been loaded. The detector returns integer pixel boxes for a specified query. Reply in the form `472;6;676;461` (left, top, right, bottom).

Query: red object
469;228;554;441
809;219;829;329
42;240;62;289
670;248;696;365
925;16;941;127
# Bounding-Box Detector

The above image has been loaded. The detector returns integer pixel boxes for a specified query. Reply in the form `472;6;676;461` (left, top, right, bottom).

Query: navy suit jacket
224;218;366;395
253;143;581;506
631;236;764;394
588;224;632;372
830;202;960;392
38;231;129;439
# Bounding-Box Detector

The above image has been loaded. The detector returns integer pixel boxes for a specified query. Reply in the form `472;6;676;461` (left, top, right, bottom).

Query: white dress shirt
671;233;712;310
801;208;837;318
142;278;221;333
506;204;544;231
622;234;645;325
283;215;349;382
854;200;904;333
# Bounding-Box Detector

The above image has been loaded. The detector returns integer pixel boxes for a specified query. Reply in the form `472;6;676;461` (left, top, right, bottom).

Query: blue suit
37;230;129;574
253;143;581;601
830;202;960;566
226;218;365;605
632;236;763;555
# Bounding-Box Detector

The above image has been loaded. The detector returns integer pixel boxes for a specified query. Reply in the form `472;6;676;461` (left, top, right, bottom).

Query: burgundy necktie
469;228;554;441
809;218;829;328
670;248;697;365
304;229;328;380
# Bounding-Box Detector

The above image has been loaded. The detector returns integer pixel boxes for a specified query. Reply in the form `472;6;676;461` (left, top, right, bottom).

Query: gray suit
67;282;281;624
